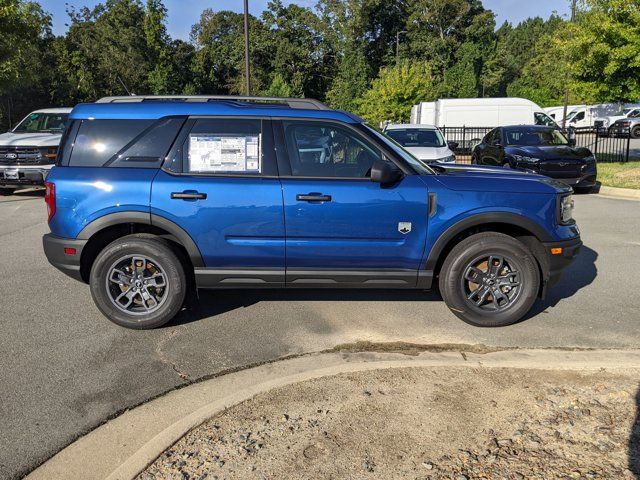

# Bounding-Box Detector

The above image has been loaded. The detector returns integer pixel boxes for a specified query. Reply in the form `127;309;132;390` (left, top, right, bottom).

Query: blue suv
43;96;581;329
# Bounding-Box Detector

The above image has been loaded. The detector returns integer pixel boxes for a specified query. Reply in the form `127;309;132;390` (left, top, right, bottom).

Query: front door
277;120;429;287
151;117;285;287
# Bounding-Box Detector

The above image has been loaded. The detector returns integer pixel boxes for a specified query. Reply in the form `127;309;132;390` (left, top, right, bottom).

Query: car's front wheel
439;232;540;327
90;235;186;329
632;126;640;139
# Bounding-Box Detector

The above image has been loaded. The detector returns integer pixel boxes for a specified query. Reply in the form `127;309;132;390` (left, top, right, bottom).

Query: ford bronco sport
42;96;581;329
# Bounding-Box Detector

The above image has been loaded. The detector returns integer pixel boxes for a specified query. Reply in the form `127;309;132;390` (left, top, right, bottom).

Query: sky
40;0;572;40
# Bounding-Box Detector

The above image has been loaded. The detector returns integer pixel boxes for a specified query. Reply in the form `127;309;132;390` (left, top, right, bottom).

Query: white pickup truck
0;108;71;194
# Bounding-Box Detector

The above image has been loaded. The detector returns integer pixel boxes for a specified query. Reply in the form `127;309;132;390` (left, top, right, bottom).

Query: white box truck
410;97;556;127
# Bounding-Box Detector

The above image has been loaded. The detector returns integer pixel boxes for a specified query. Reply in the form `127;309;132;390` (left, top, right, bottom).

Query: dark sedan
472;125;597;192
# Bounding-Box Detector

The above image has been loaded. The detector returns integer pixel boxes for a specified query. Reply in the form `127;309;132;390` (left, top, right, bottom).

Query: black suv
472;125;597;193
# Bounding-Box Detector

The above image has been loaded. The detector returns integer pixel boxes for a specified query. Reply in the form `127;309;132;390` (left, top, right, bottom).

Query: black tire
471;154;479;164
632;126;640;139
0;187;15;196
439;232;540;327
90;235;187;329
501;160;512;169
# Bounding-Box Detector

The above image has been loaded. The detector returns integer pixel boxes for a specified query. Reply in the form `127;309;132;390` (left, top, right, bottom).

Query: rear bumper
42;233;87;282
543;236;582;288
0;165;52;187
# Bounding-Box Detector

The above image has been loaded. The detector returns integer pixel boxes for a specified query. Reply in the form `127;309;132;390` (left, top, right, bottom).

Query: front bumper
43;233;87;282
0;165;52;187
542;236;582;289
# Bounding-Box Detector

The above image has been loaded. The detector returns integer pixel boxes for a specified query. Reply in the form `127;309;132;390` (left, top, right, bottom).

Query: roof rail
95;95;330;110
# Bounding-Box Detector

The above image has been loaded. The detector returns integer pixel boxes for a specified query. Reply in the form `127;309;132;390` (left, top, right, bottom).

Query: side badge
398;222;412;234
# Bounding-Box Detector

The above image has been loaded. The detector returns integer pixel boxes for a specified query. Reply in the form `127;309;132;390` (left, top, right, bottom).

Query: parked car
411;97;557;128
609;111;640;138
382;124;456;164
471;125;597;193
43;95;581;330
0;108;72;194
543;105;584;124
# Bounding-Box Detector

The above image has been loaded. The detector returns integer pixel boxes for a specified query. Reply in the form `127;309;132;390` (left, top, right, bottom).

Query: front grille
0;146;45;165
540;160;583;178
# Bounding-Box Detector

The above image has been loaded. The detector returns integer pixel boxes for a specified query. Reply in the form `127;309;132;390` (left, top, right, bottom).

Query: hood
427;163;571;194
505;145;592;161
403;145;453;161
0;131;63;148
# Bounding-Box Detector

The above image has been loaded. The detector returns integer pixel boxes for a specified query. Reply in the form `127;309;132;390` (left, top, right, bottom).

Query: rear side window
106;118;186;168
69;120;153;167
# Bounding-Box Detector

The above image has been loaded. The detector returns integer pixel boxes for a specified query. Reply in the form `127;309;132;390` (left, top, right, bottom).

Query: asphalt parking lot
0;189;639;479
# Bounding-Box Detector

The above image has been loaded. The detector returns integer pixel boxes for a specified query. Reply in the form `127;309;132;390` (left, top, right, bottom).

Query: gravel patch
139;366;640;479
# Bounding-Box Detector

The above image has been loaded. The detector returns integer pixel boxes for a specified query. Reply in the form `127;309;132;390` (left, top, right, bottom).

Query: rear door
276;120;429;287
151;117;286;287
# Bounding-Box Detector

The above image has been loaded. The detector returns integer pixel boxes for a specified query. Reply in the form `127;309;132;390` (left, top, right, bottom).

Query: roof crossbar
95;95;330;110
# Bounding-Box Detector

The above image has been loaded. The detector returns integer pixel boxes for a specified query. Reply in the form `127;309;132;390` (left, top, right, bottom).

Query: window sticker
188;134;261;173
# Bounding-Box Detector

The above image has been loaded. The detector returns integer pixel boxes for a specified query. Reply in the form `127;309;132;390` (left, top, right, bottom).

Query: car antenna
116;75;135;96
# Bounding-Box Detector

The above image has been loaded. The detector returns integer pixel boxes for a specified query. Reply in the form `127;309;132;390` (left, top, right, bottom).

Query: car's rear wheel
632;126;640;139
90;235;186;329
439;232;540;327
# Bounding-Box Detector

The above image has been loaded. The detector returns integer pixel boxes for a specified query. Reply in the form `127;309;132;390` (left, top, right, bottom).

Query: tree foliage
1;0;638;130
357;61;435;125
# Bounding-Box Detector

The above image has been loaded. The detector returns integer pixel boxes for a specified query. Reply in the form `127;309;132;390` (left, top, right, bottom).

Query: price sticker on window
188;134;261;173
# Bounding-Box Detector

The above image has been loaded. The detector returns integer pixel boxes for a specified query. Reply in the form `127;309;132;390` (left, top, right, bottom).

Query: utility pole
561;0;577;130
243;0;251;95
396;30;407;64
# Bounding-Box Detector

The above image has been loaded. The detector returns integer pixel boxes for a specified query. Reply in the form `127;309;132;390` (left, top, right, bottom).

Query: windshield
362;124;433;175
505;128;569;146
13;112;68;133
628;109;640;118
384;128;446;148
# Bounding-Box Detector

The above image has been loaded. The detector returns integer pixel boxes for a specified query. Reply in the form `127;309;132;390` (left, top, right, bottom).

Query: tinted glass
385;128;446;148
13;113;68;133
107;118;185;168
505;128;569;146
284;121;381;178
534;112;556;126
69;120;153;167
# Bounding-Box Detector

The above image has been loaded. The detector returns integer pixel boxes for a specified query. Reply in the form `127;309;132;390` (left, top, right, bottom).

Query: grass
597;161;640;190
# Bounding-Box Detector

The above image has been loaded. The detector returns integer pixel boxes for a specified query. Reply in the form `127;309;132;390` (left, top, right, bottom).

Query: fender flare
424;212;552;272
77;212;204;267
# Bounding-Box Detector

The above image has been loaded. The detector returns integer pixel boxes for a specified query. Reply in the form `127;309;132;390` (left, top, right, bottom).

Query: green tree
563;0;640;102
357;61;435;126
264;72;293;97
0;1;58;130
190;9;271;94
325;43;370;111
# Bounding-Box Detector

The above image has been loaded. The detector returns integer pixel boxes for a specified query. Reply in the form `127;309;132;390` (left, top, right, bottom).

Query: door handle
296;193;332;202
171;191;207;200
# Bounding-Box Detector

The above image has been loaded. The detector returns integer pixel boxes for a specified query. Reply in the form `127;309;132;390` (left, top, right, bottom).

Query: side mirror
447;141;459;150
371;159;402;186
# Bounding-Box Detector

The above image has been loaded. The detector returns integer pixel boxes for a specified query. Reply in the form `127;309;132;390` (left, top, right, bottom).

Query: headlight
438;155;456;163
512;155;540;164
558;194;574;224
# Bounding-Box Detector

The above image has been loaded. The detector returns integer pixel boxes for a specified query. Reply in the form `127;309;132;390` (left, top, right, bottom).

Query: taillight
45;181;56;223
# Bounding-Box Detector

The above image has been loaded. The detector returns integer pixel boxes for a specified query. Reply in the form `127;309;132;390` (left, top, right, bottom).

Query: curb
597;185;640;200
26;348;640;480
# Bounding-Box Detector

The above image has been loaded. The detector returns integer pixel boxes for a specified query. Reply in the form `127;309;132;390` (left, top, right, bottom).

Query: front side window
505;128;569;146
283;121;381;178
384;128;446;148
534;112;556;126
13;112;68;133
